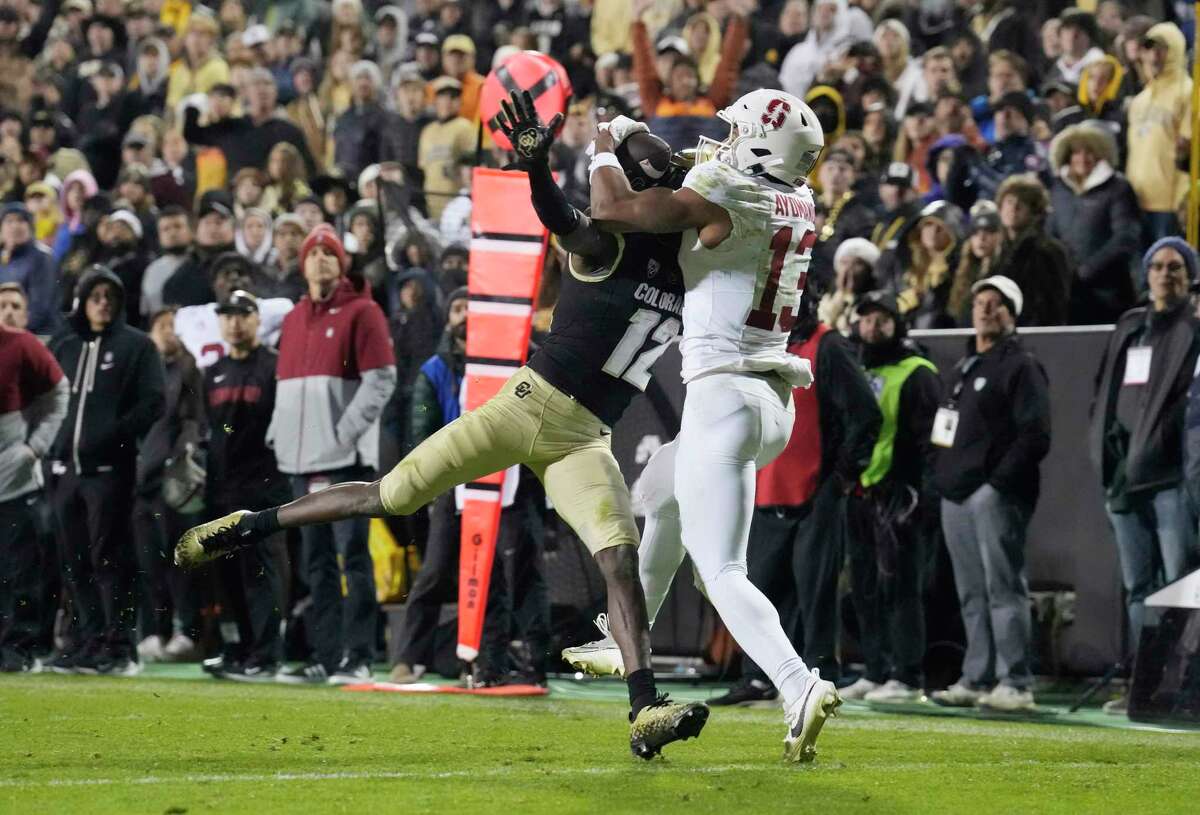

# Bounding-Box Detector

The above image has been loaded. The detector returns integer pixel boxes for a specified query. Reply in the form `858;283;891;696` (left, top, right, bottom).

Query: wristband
588;151;623;179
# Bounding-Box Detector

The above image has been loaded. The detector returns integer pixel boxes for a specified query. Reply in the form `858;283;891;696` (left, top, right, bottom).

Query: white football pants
632;372;813;707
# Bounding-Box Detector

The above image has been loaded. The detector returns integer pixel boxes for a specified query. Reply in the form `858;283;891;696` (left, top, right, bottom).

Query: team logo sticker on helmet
762;98;791;130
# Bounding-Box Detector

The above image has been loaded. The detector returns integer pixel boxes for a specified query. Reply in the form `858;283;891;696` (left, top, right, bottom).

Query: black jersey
528;231;685;427
204;345;290;509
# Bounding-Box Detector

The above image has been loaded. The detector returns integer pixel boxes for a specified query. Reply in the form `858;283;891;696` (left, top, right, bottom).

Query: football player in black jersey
173;91;704;760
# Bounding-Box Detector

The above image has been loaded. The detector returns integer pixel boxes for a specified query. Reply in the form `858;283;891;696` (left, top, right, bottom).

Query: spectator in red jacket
0;286;69;672
269;225;396;685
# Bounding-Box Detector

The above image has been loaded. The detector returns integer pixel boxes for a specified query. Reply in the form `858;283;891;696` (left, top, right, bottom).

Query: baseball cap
393;62;424;86
854;290;901;319
186;10;220;36
442;34;475;55
274;212;305;232
0;201;33;225
904;100;935;118
123;130;150;149
971;275;1023;317
995;90;1034;122
656;35;689;56
196;190;234;221
430;75;463;95
216;289;260;315
415;32;440;48
880;161;915;188
24;181;55;200
971;209;1002;233
62;0;92;13
242;24;271;48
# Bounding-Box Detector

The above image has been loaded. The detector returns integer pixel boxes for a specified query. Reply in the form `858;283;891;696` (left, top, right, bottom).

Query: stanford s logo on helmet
762;98;791;130
696;89;825;186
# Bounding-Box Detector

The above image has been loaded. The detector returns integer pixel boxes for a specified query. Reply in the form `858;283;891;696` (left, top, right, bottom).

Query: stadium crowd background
2;0;1199;712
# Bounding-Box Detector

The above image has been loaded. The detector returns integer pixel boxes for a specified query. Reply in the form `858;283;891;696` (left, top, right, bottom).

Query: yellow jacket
1126;22;1192;213
160;0;191;37
166;54;231;108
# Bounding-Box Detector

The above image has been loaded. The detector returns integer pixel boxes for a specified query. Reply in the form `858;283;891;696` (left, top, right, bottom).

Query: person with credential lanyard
930;275;1051;713
1088;237;1200;714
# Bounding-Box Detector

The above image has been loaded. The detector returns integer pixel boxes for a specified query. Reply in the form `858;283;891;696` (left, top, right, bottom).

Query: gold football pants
379;367;638;554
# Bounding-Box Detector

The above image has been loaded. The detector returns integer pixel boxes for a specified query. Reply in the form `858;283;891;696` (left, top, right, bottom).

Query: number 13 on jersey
745;225;815;333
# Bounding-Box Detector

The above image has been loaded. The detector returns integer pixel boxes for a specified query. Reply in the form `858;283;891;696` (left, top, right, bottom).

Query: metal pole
1189;1;1200;245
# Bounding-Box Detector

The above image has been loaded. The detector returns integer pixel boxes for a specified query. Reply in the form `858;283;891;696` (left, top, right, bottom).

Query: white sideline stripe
1;764;774;789
461;488;501;503
465;363;519;379
2;760;1178;789
470;238;543;256
468;301;532;317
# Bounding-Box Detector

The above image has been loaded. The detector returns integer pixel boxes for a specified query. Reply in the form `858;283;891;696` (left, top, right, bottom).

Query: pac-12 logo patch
646;258;660;278
515;381;533;399
762;98;791;130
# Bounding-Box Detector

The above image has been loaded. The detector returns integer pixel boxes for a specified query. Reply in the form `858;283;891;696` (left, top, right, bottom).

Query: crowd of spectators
1;0;1199;712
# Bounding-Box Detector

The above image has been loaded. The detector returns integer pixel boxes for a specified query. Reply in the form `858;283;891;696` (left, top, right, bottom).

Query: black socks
240;507;281;537
627;668;658;718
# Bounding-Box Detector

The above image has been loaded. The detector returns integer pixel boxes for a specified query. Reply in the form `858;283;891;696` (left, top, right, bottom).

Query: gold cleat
174;510;251;569
629;695;709;760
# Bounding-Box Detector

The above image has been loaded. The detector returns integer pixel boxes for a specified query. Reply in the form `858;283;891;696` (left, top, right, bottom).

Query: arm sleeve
822;336;882;483
119;340;167;441
177;361;207;448
899;365;944;500
25;375;69;458
1077;180;1143;282
631;20;662;115
182;106;214;147
988;357;1052;494
334;304;398;445
25;252;60;336
528;163;620;267
706;15;746;109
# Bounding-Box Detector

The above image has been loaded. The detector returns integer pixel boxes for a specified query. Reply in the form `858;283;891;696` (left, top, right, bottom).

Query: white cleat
837;677;880;700
561;613;625;678
783;670;842;763
976;684;1036;713
863;679;925;704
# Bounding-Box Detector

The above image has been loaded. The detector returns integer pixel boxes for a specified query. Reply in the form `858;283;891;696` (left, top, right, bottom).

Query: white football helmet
696;89;825;186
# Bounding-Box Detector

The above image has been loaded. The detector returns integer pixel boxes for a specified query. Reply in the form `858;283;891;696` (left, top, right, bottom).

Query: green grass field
3;668;1199;814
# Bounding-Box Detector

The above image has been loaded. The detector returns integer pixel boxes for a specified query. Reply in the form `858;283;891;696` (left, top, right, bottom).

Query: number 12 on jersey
745;225;815;332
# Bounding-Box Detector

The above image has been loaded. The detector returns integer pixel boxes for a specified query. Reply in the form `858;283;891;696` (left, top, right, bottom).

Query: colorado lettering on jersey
773;193;816;222
634;282;684;316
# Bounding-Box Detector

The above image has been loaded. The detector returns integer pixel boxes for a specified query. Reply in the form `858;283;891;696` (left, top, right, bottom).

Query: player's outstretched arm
589;128;731;248
495;90;619;268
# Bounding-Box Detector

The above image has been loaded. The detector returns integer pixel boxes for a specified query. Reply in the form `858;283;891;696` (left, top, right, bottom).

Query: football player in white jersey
584;89;841;762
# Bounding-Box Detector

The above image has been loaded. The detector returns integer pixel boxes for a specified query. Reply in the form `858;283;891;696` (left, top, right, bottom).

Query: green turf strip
2;669;1198;814
122;663;1198;734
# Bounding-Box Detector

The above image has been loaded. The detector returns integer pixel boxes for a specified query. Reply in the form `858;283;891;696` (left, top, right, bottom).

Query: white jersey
677;160;816;387
174;298;295;369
